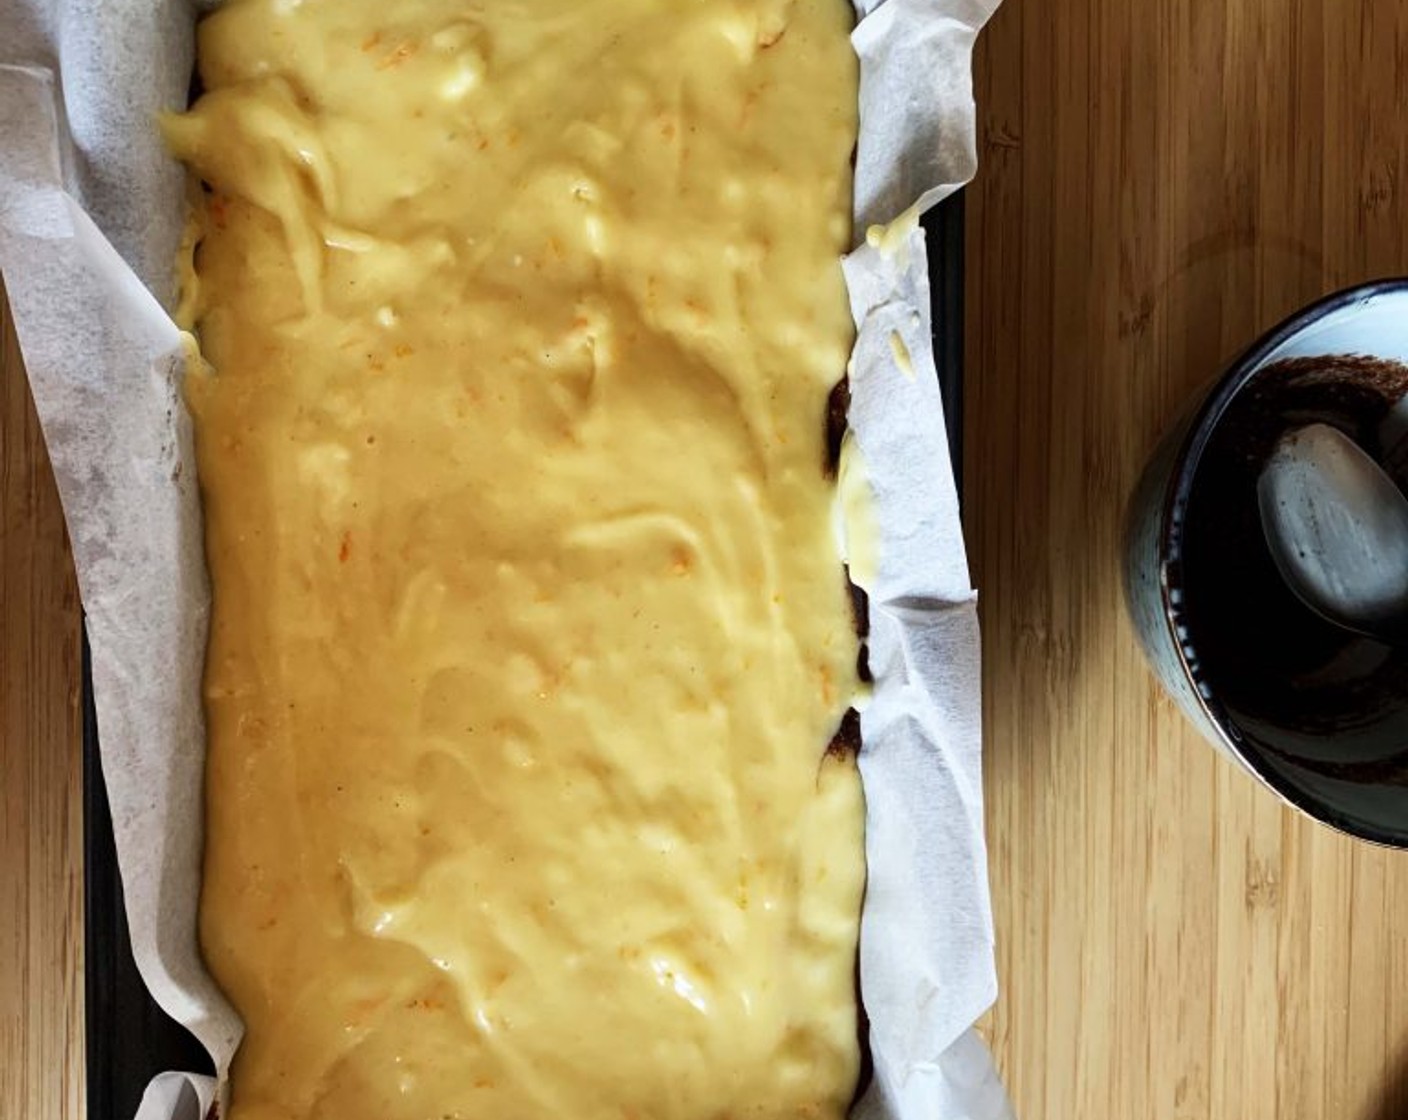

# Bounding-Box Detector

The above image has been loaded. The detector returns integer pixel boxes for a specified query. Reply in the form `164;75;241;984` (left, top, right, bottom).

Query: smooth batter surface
165;2;864;1117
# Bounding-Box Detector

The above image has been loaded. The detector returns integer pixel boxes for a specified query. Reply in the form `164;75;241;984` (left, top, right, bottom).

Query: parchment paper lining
0;2;1009;1116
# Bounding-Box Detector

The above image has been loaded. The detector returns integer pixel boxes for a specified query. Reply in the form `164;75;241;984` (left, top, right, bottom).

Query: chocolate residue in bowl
1178;353;1408;789
825;376;851;478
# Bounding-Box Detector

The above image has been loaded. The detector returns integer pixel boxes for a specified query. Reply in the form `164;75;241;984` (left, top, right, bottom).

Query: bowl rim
1156;276;1408;848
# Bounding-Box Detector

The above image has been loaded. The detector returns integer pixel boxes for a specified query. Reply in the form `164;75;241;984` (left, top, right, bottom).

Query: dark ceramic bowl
1124;280;1408;847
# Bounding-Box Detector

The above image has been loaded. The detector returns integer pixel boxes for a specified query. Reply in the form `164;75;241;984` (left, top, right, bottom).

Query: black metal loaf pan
83;191;967;1120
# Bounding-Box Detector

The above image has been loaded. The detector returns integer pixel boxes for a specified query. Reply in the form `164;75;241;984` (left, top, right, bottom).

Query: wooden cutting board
1;285;84;1119
969;0;1408;1117
5;0;1408;1116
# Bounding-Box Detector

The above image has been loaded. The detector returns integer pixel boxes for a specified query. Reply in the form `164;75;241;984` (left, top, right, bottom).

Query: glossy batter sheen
164;2;864;1117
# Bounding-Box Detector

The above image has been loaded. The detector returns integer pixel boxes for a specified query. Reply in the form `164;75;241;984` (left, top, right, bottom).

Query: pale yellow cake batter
164;2;864;1117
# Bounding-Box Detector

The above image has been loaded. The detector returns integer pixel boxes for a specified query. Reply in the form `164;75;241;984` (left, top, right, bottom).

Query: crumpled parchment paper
0;1;1011;1117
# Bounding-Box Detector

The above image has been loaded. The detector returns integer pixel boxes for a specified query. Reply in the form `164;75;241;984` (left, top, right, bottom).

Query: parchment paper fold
0;2;1010;1117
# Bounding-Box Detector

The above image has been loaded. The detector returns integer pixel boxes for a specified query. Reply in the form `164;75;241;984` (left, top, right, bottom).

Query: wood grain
969;1;1408;1118
6;1;1408;1117
0;288;85;1115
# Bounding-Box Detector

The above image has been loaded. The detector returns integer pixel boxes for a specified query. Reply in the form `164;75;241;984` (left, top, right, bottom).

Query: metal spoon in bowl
1257;422;1408;643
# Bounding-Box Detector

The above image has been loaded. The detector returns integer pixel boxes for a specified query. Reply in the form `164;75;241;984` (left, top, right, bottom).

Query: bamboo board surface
969;1;1408;1117
6;1;1408;1115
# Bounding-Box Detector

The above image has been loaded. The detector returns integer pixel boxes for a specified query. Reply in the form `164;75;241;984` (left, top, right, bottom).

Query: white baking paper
0;1;1009;1117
